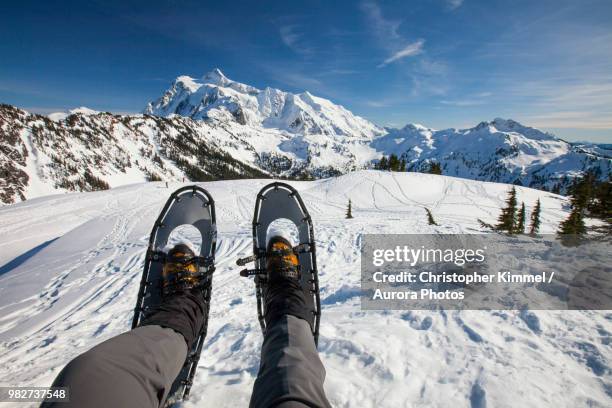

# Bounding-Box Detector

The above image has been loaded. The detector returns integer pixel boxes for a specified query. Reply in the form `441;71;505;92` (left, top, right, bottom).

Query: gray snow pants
42;315;330;408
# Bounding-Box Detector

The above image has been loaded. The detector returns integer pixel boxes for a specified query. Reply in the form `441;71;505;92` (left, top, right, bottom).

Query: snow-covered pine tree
377;156;388;170
558;174;592;238
346;199;353;219
558;205;586;236
388;154;400;171
516;202;526;234
557;205;586;247
529;199;541;235
495;186;517;233
429;162;442;175
425;208;438;225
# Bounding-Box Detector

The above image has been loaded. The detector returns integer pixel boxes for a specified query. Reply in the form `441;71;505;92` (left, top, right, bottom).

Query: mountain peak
48;106;99;122
174;75;201;92
402;123;431;132
202;68;230;85
489;118;557;140
70;107;99;115
491;117;519;127
144;69;384;138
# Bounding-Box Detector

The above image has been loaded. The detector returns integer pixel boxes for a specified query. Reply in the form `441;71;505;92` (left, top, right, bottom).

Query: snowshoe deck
132;186;216;406
237;182;321;345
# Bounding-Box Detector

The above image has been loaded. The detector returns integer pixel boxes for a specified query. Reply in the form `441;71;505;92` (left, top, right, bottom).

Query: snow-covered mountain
0;103;267;204
0;172;609;407
144;68;383;139
1;69;610;204
142;69;610;191
373;119;611;191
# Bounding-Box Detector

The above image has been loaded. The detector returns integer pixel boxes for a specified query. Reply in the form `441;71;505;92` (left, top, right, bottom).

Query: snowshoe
132;186;216;405
237;182;321;345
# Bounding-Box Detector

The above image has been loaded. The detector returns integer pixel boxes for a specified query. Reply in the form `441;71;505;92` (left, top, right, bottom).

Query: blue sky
1;0;611;142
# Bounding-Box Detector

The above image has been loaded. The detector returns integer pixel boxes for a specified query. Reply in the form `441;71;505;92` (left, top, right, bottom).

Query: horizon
1;0;611;143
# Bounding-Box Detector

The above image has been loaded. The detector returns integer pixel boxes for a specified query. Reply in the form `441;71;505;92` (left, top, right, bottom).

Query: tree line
483;171;610;240
375;154;442;175
558;171;610;235
482;186;541;235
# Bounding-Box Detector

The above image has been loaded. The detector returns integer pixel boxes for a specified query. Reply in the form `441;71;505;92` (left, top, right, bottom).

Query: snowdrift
0;171;609;407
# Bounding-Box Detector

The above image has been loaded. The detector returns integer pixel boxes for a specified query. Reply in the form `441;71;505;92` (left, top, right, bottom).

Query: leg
250;315;331;408
43;244;208;408
42;325;187;408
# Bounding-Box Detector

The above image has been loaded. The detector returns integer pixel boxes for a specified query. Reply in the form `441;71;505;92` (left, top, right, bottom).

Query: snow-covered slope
0;172;609;407
0;103;267;203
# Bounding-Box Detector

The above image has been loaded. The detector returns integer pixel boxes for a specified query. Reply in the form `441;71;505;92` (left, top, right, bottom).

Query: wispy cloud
509;80;612;129
324;69;360;75
360;1;402;44
440;99;484;107
378;40;425;67
446;0;464;11
440;91;491;107
521;111;612;130
279;25;300;48
279;25;314;56
364;100;391;108
360;1;425;67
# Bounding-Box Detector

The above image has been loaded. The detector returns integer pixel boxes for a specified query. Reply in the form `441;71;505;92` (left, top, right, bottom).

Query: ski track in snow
0;171;610;408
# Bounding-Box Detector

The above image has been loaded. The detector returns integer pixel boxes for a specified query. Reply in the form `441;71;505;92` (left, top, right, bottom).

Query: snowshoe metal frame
244;182;321;345
132;185;216;405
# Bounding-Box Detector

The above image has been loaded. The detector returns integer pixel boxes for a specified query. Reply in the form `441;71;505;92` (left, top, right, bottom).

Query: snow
19;129;63;200
0;171;609;407
47;112;68;122
145;69;385;139
48;107;99;121
69;107;99;116
176;76;203;93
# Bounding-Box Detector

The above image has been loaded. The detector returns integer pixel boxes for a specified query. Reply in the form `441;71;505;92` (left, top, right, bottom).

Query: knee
56;349;108;384
68;350;104;371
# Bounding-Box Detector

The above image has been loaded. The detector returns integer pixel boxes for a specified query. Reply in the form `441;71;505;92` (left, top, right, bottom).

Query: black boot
263;236;311;331
140;244;208;349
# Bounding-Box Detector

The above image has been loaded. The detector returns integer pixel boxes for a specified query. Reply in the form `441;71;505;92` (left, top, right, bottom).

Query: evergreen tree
399;158;406;172
591;176;611;221
558;171;599;239
478;218;495;230
425;208;437;225
495;186;517;233
428;162;442;175
346;199;353;219
569;172;595;210
389;154;400;171
529;199;541;236
378;156;388;170
558;206;586;236
516;202;526;234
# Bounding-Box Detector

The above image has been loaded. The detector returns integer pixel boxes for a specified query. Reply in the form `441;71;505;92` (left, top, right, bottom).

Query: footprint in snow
400;313;433;330
470;383;487;408
455;317;483;343
571;341;609;376
519;310;541;334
